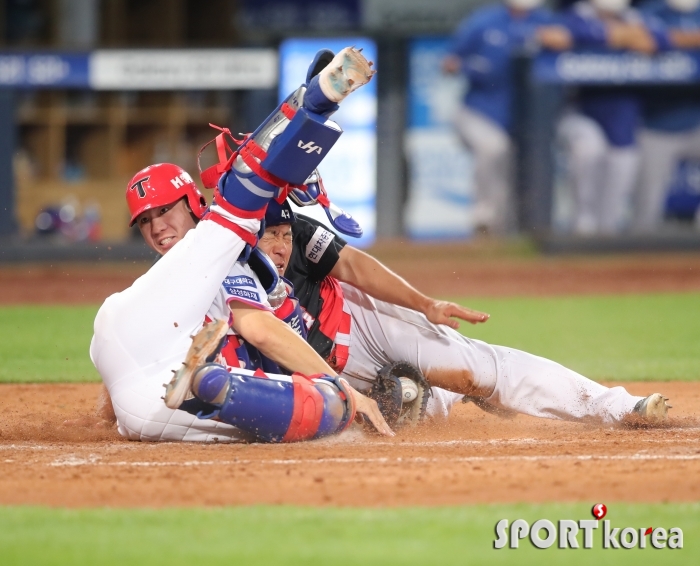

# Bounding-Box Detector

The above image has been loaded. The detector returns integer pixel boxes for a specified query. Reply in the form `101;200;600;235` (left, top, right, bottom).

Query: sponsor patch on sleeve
223;286;261;303
305;226;335;264
223;275;257;289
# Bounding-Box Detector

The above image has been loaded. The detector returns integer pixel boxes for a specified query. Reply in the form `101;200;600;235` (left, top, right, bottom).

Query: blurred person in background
443;0;571;235
634;0;700;232
549;0;669;235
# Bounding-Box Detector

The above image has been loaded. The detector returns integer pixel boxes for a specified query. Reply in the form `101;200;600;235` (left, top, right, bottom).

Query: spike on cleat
163;319;230;410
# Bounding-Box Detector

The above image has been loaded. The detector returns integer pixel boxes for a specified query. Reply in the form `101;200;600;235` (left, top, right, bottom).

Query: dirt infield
1;250;699;508
0;382;698;507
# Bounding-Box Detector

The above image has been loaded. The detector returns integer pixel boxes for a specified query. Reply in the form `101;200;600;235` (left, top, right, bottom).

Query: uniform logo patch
223;275;256;289
305;226;334;264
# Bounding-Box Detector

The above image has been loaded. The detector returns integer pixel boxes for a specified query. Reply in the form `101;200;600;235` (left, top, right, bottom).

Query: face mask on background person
505;0;545;11
667;0;700;13
591;0;631;14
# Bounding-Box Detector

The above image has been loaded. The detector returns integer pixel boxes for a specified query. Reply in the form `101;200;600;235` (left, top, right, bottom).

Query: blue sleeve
562;11;608;47
638;0;667;19
463;54;509;89
447;9;511;89
644;15;673;51
447;14;483;57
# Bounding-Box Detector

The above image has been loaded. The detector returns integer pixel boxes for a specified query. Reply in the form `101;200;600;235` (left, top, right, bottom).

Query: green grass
0;292;699;384
456;292;700;382
0;503;696;566
0;305;99;383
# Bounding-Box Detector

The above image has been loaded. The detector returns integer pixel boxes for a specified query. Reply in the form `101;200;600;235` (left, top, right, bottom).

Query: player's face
136;198;196;255
258;224;293;275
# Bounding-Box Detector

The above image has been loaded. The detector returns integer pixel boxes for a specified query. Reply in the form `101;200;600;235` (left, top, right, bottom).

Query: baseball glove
366;362;431;428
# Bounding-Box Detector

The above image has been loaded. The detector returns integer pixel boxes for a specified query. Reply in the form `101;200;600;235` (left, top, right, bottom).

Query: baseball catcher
91;47;394;442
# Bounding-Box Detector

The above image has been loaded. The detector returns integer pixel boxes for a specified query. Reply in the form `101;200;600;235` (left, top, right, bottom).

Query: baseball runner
90;47;393;442
254;200;672;425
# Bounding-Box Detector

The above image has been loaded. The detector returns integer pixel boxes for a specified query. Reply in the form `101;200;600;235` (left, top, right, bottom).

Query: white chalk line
368;435;700;448
2;434;698;453
46;453;700;468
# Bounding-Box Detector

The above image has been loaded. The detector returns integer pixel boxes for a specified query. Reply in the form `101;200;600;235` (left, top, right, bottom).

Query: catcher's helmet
126;163;207;227
264;199;296;227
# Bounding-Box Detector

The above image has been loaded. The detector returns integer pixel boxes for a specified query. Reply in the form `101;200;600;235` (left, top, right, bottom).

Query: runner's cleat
633;393;672;423
163;319;229;410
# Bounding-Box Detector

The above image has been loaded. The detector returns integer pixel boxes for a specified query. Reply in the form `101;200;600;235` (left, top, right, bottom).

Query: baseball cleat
163;319;229;410
317;46;376;103
633;393;672;423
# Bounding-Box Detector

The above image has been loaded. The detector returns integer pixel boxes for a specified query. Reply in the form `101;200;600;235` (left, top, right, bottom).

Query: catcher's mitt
366;362;431;428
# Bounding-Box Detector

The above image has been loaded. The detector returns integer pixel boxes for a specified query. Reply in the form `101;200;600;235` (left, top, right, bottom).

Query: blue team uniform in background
447;4;556;132
559;1;670;147
640;0;700;133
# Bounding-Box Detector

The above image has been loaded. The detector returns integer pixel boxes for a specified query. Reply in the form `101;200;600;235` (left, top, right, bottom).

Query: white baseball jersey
206;261;271;333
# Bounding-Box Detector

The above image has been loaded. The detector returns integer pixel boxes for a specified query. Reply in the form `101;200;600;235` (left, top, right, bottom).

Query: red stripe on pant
328;307;352;373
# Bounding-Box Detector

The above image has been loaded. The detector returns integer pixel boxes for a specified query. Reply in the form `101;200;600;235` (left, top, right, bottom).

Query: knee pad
191;366;355;443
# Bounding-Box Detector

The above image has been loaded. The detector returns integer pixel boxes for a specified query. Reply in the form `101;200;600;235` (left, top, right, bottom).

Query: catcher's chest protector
191;364;355;443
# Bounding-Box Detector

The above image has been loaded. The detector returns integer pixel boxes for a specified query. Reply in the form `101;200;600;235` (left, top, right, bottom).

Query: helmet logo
130;177;150;199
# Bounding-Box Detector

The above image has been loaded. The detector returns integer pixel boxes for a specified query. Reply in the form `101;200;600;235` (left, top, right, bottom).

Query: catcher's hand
365;362;432;429
346;384;395;437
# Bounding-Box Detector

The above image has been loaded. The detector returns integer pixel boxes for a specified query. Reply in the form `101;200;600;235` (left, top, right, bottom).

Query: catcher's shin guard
206;47;375;220
191;364;356;443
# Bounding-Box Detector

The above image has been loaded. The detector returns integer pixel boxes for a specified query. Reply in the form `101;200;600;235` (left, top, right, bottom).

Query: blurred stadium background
0;0;699;261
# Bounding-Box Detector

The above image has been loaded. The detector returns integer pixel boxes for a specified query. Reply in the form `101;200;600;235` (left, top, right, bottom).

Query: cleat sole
163;319;229;410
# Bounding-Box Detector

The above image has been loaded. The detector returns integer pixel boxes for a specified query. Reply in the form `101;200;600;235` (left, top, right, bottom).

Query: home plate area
0;381;699;508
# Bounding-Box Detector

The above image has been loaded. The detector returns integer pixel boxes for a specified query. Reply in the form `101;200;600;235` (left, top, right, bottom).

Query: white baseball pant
339;284;643;423
90;219;258;442
558;112;639;235
453;104;515;234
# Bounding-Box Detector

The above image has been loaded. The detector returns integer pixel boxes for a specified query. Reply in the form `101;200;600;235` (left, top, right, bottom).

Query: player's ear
183;198;200;224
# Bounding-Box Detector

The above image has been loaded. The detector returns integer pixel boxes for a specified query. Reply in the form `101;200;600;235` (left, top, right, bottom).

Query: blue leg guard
192;364;356;443
218;85;342;213
217;47;374;216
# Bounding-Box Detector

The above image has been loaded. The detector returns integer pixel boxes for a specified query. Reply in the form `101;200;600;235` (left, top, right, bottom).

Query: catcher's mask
127;163;208;227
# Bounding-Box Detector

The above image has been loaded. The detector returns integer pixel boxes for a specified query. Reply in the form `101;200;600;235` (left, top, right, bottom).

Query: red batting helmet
126;163;208;226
